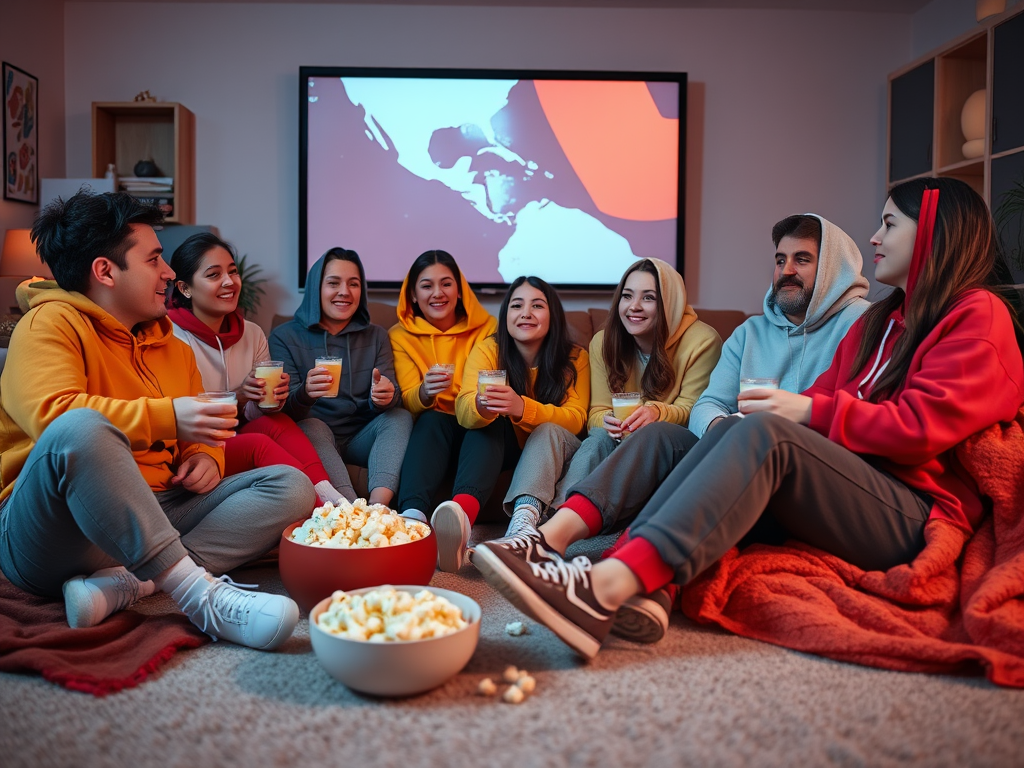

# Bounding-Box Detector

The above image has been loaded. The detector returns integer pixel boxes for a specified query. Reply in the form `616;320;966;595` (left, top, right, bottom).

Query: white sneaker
431;500;472;572
174;573;299;651
400;509;428;524
63;566;148;629
505;505;541;539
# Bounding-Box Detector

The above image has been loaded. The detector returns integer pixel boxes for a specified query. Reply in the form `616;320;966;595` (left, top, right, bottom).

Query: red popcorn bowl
279;520;437;614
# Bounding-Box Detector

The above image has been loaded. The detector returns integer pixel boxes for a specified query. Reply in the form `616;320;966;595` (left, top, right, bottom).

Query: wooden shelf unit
887;4;1024;206
91;102;195;224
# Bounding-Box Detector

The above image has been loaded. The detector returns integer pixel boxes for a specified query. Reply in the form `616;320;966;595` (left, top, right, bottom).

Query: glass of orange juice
477;370;507;404
611;392;642;421
316;357;344;398
254;360;285;409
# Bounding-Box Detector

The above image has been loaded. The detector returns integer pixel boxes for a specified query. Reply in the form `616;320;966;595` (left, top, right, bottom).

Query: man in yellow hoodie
0;191;314;651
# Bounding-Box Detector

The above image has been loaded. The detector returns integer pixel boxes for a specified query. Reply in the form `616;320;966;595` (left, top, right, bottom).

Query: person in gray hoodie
269;248;412;507
472;214;869;643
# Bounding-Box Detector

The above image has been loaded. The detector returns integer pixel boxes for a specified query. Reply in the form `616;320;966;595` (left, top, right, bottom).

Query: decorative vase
133;159;160;178
976;0;1006;21
961;89;987;159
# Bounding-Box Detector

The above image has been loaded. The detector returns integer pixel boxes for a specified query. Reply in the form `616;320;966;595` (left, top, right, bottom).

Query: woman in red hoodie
473;177;1024;660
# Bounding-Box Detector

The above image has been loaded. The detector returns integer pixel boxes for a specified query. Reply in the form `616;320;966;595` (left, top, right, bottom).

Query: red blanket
0;578;210;696
681;410;1024;687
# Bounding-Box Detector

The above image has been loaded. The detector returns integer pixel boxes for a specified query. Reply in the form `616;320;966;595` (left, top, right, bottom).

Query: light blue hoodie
689;215;870;437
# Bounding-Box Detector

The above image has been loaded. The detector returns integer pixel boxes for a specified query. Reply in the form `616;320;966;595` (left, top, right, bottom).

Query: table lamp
1;229;52;314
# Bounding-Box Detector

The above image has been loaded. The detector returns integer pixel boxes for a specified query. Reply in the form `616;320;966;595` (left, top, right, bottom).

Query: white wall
64;2;911;328
0;0;65;252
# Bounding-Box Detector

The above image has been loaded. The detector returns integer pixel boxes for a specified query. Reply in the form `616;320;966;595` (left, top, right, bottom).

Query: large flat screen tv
299;66;686;290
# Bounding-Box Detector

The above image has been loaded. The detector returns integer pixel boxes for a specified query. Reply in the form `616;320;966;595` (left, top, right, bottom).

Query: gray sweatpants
0;409;315;598
571;414;931;580
503;424;619;516
301;409;412;498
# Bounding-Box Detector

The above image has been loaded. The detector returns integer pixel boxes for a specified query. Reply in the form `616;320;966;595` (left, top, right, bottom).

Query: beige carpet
2;529;1023;768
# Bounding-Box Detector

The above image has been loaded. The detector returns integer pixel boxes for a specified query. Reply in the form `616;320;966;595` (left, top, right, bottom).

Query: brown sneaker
472;541;614;659
611;586;672;644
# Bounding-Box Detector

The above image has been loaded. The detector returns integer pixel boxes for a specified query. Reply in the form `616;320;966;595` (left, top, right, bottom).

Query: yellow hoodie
389;272;497;417
0;281;223;501
456;336;590;448
588;258;722;430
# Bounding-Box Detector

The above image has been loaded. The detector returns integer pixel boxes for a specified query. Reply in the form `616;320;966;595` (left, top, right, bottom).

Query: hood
294;250;371;334
648;257;698;352
395;267;493;337
25;280;175;347
763;214;869;332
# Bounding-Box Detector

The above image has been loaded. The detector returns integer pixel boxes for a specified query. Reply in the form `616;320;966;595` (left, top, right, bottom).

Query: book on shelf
118;176;173;185
133;196;174;215
122;184;173;193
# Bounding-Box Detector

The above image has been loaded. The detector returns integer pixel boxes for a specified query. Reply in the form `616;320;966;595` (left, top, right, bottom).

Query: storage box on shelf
91;102;195;224
887;3;1024;220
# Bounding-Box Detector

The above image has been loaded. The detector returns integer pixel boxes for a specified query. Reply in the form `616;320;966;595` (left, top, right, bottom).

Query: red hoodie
803;289;1024;532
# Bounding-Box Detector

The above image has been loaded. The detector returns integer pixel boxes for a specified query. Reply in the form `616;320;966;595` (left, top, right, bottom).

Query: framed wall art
3;62;38;204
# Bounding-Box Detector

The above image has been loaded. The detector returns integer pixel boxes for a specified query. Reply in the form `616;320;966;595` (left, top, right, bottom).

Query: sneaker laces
506;507;540;538
186;575;258;640
527;554;593;588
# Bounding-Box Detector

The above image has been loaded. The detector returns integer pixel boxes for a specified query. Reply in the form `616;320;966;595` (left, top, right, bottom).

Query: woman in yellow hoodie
433;275;590;572
389;250;497;527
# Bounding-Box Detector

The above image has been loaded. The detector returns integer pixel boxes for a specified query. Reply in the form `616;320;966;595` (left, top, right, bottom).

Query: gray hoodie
689;215;870;437
268;251;399;444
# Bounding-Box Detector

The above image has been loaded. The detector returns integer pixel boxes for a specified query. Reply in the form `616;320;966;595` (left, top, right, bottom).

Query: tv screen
300;67;686;290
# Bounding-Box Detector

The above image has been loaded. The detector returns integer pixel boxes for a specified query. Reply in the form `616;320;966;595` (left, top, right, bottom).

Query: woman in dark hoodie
269;248;412;506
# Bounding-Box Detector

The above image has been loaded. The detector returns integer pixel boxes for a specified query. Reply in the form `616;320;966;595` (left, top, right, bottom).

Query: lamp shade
1;229;51;278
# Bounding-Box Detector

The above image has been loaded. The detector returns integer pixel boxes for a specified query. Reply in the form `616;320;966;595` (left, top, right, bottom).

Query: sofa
272;301;749;517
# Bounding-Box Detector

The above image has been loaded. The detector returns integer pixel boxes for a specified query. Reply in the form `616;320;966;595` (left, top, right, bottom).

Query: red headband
905;188;939;305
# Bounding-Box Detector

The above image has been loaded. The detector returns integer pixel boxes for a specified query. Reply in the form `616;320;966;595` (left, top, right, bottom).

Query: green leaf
234;253;268;318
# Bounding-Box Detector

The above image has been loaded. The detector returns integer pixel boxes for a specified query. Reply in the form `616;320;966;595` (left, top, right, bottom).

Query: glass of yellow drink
739;377;780;392
477;370;507;404
316;357;344;398
254;360;285;409
611;392;642;421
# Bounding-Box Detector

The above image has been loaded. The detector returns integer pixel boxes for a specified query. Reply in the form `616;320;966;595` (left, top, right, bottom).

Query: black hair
496;275;579;406
404;249;466;323
168;232;238;310
772;214;822;249
31;190;164;294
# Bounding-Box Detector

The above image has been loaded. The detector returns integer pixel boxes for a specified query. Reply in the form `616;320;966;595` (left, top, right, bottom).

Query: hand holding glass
316;357;344;398
254;361;285;409
477;370;507;405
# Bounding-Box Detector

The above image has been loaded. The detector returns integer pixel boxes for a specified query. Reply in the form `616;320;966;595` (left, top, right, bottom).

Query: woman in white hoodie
168;233;349;506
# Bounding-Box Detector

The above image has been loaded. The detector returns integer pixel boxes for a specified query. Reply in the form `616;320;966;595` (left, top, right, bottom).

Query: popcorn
502;665;520;683
505;621;528;636
502;685;525;704
317;586;468;642
516;674;536;694
290;499;430;549
477;678;498;696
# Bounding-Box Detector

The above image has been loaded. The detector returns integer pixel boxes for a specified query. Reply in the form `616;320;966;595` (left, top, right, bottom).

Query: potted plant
234;253;268;319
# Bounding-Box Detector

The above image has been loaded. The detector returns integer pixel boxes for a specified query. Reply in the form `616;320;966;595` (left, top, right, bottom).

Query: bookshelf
91;102;195;224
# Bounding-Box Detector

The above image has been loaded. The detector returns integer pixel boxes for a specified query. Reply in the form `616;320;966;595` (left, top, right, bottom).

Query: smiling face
506;282;550;351
770;235;819;323
413;263;460;331
320;258;362;333
106;224;175;329
617;269;659;347
870;197;918;292
178;246;240;326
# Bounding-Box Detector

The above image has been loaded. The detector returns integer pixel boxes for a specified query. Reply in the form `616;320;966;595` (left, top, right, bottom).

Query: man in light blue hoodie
473;214;869;643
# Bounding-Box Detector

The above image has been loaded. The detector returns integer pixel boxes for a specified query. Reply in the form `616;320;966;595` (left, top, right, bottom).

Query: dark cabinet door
890;61;934;182
993;12;1024;155
992;151;1024;282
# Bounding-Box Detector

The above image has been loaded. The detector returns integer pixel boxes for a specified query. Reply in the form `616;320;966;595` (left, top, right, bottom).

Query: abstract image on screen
305;73;681;285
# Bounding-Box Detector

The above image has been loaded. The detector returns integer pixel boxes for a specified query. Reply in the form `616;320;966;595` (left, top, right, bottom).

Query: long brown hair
851;178;999;402
602;259;675;400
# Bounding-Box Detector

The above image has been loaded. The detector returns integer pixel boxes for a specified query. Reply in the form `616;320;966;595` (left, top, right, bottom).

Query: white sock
62;566;156;629
314;480;347;507
153;555;207;598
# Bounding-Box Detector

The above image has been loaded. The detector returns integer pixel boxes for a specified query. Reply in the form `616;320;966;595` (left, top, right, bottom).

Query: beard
768;277;813;317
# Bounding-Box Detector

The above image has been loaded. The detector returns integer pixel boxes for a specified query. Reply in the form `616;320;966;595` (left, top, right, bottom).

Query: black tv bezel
299;65;686;291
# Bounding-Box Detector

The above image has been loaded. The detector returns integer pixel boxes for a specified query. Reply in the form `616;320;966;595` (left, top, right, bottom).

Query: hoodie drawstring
215;335;229;390
856;318;896;400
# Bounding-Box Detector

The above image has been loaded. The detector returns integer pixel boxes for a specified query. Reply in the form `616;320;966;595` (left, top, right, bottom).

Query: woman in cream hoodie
389;250;497;527
490;258;721;544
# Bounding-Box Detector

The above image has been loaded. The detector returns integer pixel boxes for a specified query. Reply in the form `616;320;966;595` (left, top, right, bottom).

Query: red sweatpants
224;412;330;486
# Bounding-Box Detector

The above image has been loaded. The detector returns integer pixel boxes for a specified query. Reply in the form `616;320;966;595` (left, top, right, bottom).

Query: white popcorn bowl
309;585;482;697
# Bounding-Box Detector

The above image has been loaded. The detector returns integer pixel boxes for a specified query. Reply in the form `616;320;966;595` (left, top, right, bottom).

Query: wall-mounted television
299;66;686;290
